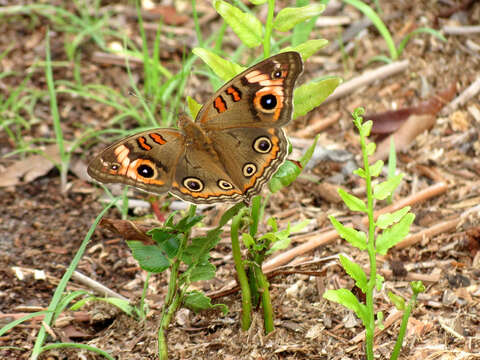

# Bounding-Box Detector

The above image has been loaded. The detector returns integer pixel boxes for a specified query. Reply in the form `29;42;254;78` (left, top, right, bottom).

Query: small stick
72;271;129;301
395;218;460;249
442;77;480;115
324;60;409;104
294;112;342;138
443;25;480;35
351;309;403;343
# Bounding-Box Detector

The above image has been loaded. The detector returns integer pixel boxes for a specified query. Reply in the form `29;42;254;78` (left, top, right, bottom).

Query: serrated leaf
184;290;228;314
241;233;255;248
281;39;328;59
388;291;405;310
213;0;263;47
293;77;340;119
190;262;216;282
373;173;404;200
370;160;384;177
187;96;202;119
376;213;415;255
127;241;171;273
338;188;367;212
366;142;376;156
362;120;373;137
193;47;245;81
376;206;411;229
353;168;366;178
273;4;325;31
339;255;367;293
323;289;368;324
329;216;367;250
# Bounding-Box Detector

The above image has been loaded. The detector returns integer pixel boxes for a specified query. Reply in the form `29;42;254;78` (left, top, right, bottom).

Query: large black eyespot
260;94;277;110
243;163;257;177
253;136;272;153
183;177;204;192
137;164;154;178
218;179;233;190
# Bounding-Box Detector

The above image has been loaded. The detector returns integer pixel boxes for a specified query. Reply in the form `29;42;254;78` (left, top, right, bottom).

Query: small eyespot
243;163;257;177
253;136;272;153
183;177;204;192
110;163;120;171
272;70;282;78
260;94;277;110
217;179;233;190
137;164;154;178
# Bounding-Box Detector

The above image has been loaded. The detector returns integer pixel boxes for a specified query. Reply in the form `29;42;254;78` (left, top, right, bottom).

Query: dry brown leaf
0;144;61;187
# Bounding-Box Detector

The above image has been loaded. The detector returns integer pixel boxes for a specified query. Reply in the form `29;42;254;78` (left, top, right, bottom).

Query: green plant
324;108;425;360
343;0;446;63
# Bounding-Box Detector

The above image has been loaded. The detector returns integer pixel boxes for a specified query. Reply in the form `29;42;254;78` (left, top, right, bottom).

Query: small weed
324;108;425;359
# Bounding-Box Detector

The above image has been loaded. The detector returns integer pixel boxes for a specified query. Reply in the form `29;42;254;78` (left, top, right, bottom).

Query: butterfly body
88;52;303;204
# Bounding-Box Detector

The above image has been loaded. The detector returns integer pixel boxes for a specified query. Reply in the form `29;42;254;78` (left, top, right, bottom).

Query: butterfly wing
195;52;303;131
87;129;185;195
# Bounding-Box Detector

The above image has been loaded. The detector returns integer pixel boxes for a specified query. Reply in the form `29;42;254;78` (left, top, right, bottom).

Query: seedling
324;108;425;360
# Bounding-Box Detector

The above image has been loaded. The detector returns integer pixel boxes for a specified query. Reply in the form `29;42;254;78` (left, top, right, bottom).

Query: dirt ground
1;1;479;359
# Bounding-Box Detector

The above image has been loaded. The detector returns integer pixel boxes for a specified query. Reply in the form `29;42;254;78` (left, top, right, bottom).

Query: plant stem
253;261;274;333
263;0;276;58
390;291;418;359
230;208;252;330
360;128;376;360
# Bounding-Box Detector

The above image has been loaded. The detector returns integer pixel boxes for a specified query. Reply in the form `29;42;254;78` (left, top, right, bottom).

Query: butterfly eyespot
137;164;155;178
217;179;233;190
183;177;204;192
260;94;277;110
243;163;257;177
110;163;120;171
272;70;282;78
253;136;272;153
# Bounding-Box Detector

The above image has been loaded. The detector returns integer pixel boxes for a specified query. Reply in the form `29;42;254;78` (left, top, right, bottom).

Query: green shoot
324;108;424;360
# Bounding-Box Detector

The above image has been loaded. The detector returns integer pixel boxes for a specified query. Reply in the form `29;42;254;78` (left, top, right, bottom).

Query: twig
351;309;403;343
442;77;480;115
293;112;342;138
324;60;410;104
443;25;480;35
72;271;129;301
395;218;460;249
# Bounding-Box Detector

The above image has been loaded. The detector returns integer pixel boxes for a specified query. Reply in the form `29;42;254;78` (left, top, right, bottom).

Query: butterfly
87;52;303;204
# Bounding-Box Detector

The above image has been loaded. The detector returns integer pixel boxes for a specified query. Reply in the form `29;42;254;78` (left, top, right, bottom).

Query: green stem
390;292;417;359
254;262;274;333
231;208;252;330
191;0;203;46
139;272;151;320
361;128;376;360
263;0;276;58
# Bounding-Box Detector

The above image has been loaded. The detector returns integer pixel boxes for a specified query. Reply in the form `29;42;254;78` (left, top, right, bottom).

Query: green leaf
329;216;367;250
268;160;300;192
273;4;325;31
397;27;446;56
280;39;328;59
289;219;310;233
249;0;267;4
241;233;255;248
370;160;384;177
338;188;367;212
148;228;180;258
176;214;203;232
376;311;385;330
365;142;376;156
293;77;341;119
410;280;425;294
339;255;367;293
267;236;292;255
299;134;319;168
376;213;415;255
323;289;368;324
213;0;263;47
388;291;405;311
184;290;228;314
376;206;411;229
187;96;202;119
376;274;384;291
373;173;403;200
362;120;373;137
353;167;366;178
267;216;278;232
190;262;216;282
183;228;222;266
127;241;171;272
193;47;245;82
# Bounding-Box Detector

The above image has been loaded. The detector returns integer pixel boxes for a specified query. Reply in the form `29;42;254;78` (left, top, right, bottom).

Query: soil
1;1;479;359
